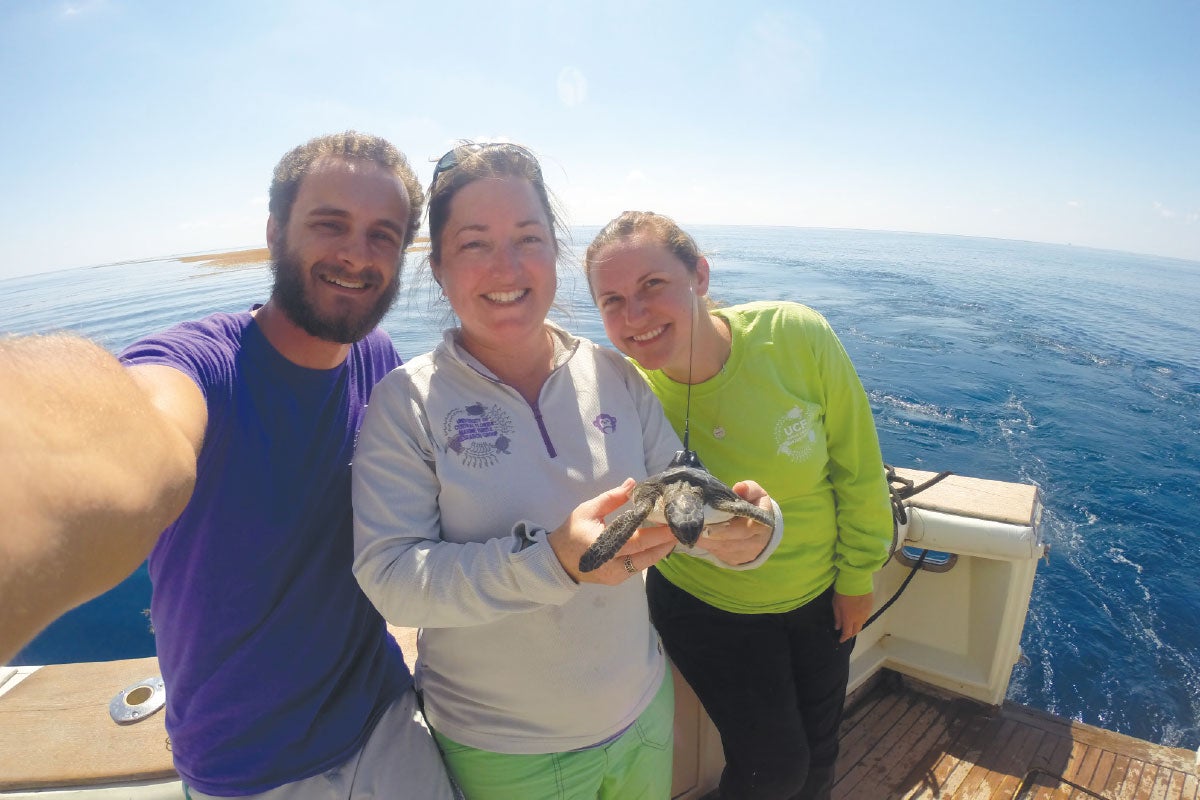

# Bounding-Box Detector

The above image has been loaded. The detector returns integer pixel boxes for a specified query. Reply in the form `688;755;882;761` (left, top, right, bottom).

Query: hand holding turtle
577;450;776;573
693;479;775;566
548;478;677;586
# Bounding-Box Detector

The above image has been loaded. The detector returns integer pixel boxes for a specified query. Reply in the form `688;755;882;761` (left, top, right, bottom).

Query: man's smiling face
268;156;411;344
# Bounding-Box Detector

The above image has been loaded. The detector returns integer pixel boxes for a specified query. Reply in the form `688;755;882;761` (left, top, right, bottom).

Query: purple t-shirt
121;311;407;795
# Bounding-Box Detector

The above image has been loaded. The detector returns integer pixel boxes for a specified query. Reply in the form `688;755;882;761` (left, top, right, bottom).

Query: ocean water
2;227;1198;749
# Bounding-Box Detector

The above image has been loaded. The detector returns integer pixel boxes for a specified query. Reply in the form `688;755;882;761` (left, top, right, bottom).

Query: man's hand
0;335;200;662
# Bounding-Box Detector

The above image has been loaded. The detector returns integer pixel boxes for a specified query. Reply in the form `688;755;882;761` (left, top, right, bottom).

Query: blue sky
0;0;1197;280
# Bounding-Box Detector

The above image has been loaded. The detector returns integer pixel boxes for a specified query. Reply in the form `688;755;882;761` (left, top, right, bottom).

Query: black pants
647;568;853;800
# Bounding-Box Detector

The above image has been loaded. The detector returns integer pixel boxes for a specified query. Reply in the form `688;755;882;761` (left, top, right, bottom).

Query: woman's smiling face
433;176;558;355
589;234;709;375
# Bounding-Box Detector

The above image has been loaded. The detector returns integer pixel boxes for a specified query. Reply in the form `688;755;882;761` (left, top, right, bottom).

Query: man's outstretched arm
0;334;205;662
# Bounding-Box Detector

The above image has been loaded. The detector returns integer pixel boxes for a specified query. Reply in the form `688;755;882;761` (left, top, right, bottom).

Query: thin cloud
1153;201;1177;219
736;10;824;99
60;0;108;19
1066;200;1081;208
557;67;588;108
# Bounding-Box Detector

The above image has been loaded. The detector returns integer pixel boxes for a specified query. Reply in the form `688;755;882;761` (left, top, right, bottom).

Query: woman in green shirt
585;211;894;800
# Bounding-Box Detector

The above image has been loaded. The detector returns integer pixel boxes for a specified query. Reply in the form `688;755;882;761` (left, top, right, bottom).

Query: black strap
862;465;953;630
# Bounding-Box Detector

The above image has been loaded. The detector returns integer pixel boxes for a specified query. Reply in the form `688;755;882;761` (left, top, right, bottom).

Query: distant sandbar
177;237;431;268
178;249;270;267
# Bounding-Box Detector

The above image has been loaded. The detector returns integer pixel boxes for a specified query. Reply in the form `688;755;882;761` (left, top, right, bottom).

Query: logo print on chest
444;402;514;468
774;405;819;462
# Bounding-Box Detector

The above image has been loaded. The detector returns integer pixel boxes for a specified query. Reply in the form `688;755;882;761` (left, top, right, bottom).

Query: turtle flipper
709;494;776;530
579;508;647;572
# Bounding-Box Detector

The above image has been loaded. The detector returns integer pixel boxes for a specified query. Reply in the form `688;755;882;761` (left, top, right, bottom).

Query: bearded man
0;132;456;800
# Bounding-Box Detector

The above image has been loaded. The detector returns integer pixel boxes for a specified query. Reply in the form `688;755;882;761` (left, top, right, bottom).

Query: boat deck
1;657;1196;798
831;671;1199;800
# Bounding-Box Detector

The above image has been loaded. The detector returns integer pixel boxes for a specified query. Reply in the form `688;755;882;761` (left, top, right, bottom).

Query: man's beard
269;243;401;344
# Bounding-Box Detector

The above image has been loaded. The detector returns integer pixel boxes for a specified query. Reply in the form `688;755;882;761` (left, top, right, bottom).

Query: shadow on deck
830;670;1198;800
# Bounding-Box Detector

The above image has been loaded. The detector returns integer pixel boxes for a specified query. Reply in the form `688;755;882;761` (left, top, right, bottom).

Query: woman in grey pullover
352;142;778;799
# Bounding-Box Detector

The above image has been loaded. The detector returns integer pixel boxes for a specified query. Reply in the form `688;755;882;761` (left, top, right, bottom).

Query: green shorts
434;669;674;800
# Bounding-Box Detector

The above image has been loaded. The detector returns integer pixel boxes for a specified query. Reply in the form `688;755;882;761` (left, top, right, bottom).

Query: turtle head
663;483;706;546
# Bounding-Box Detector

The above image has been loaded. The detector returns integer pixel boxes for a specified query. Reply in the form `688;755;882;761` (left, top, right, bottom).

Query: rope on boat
1014;767;1112;799
863;549;927;629
862;465;953;630
885;464;953;535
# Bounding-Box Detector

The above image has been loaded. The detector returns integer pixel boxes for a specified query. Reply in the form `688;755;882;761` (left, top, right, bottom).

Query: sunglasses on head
430;142;541;190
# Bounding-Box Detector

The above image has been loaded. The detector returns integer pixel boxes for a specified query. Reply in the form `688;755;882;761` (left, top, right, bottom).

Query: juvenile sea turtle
579;449;775;572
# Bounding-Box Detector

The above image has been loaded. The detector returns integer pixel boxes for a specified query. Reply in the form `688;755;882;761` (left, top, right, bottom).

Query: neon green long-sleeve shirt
636;302;893;614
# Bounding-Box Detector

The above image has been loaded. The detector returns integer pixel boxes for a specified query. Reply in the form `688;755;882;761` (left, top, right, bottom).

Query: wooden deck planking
978;718;1045;799
1053;739;1091;798
1068;743;1108;798
1150;768;1176;800
1167;772;1190;800
953;717;1021;798
1088;750;1120;797
838;696;941;797
3;656;1193;798
880;702;970;793
842;703;952;799
1100;754;1133;799
1130;762;1159;800
1117;760;1149;800
1019;732;1075;799
839;691;912;770
907;705;995;799
985;723;1048;799
951;721;1009;798
831;673;1197;800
